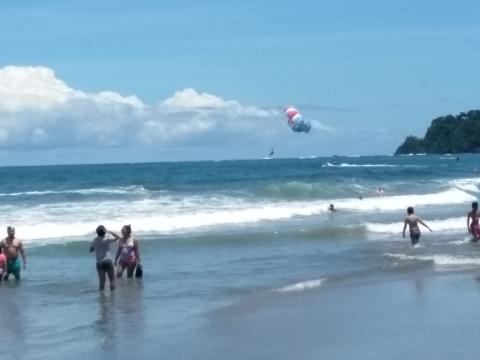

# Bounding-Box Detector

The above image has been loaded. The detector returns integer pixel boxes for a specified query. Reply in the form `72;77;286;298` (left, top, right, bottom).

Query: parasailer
283;106;311;133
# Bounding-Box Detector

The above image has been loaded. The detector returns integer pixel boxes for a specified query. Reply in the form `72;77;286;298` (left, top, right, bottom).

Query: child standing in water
402;207;432;246
467;201;480;242
0;247;6;282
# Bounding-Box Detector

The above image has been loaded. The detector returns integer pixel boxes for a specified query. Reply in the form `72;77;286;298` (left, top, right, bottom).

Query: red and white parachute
283;106;311;133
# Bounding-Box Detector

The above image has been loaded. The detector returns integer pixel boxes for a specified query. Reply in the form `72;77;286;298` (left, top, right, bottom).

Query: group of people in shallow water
3;200;480;291
90;224;142;291
0;224;141;292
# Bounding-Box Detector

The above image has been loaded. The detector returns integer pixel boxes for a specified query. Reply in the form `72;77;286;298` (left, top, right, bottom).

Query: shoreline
202;269;480;360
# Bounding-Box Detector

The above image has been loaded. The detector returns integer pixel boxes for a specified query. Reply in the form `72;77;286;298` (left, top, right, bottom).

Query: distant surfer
328;204;337;212
467;201;480;242
402;207;432;246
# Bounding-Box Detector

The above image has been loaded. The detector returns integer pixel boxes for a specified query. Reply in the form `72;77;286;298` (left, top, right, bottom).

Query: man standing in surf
0;226;27;281
402;207;432;246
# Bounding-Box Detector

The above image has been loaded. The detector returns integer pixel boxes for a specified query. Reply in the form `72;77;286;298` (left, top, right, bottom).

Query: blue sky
0;0;479;164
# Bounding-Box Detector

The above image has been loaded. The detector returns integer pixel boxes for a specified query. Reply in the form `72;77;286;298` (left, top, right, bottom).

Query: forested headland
395;110;480;154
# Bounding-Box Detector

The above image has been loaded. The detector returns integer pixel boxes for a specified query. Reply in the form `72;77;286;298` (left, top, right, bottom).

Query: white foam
0;185;149;197
383;253;480;266
0;188;475;245
365;216;467;234
322;162;398;168
448;236;472;245
275;278;326;292
448;178;480;193
340;188;474;212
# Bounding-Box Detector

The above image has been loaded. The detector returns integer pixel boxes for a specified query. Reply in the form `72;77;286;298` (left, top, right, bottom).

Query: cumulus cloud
0;65;333;155
0;66;144;113
161;88;277;118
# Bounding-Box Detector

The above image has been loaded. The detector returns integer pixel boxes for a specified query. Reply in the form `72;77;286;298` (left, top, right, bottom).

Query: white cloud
0;65;334;157
310;120;336;133
160;88;278;117
0;66;145;114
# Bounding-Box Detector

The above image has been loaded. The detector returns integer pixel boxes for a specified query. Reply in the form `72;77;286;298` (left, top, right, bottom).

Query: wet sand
201;271;480;360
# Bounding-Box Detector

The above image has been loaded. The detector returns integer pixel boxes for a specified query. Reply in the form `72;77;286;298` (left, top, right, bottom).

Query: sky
0;0;479;165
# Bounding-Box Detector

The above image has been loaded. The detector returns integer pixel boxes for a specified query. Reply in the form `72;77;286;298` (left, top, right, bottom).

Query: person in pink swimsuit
0;247;6;283
115;224;141;278
467;201;480;242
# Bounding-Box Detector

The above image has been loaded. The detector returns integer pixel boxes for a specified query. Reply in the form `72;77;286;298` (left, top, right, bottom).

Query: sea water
1;154;480;359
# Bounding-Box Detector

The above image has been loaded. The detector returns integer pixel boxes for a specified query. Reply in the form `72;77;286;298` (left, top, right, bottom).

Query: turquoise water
1;154;480;359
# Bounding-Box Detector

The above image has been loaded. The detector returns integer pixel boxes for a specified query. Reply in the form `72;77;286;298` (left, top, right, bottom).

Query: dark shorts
410;232;421;245
96;259;114;272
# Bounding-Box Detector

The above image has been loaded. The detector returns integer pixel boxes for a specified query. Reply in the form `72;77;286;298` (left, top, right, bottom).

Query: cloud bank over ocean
0;66;287;150
0;65;401;165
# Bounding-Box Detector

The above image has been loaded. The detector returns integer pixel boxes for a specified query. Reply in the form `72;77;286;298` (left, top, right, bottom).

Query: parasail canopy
283;106;311;133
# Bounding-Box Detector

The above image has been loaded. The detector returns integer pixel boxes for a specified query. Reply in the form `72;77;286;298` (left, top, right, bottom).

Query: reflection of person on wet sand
96;294;117;351
402;207;432;246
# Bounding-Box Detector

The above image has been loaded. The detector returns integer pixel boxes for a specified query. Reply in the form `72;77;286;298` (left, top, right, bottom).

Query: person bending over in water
90;225;120;292
115;224;141;278
467;201;480;242
0;226;26;281
402;207;432;246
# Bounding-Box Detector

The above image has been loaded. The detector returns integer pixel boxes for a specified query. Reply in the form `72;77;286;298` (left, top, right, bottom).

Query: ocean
2;154;480;359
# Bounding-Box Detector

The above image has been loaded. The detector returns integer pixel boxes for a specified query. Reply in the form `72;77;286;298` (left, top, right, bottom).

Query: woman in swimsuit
89;225;120;291
467;201;480;242
115;224;141;278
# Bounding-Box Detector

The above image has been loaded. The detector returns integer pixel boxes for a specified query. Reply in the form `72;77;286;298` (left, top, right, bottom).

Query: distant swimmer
328;204;337;212
402;207;432;246
376;187;384;197
0;226;26;281
358;196;363;200
467;201;480;242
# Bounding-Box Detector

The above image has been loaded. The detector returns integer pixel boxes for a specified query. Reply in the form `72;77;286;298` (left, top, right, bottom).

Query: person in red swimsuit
467;201;480;242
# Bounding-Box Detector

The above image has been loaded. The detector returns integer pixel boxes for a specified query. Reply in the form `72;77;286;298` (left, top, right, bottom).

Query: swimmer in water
402;207;432;246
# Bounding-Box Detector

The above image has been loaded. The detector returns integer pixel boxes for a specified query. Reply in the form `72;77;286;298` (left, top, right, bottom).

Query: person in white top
90;225;119;291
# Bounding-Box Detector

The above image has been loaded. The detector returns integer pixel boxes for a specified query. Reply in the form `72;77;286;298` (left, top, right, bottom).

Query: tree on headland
395;110;480;154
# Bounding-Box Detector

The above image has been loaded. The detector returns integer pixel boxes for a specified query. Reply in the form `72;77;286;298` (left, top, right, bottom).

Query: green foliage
395;110;480;154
